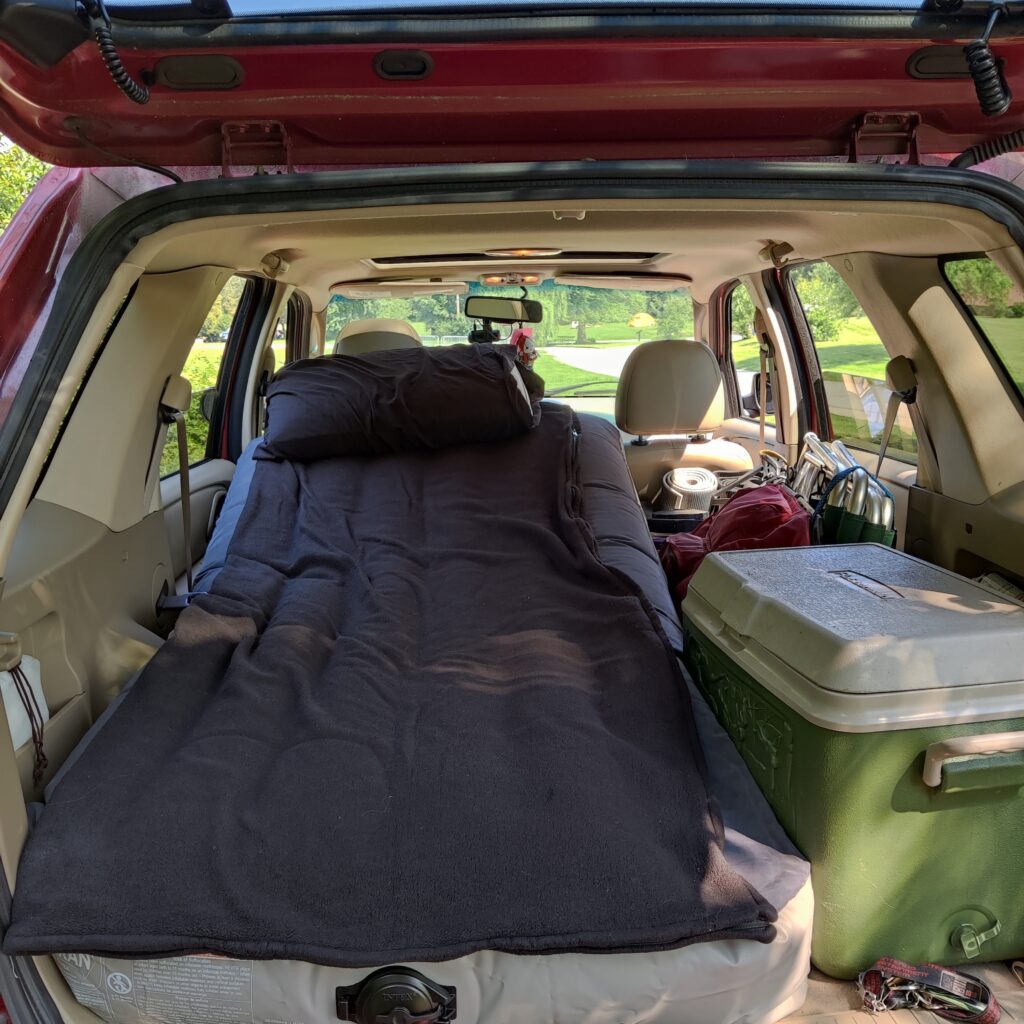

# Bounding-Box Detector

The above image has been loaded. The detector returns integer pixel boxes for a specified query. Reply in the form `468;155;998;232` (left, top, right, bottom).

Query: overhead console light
483;248;563;259
554;274;691;292
331;280;468;299
481;273;542;286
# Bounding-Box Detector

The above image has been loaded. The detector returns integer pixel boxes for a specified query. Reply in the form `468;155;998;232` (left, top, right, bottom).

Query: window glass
727;282;774;426
325;280;693;407
944;257;1024;400
270;308;289;367
789;261;917;462
160;276;246;474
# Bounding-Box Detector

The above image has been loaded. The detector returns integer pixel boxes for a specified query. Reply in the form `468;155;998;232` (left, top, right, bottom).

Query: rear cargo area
0;173;1022;1024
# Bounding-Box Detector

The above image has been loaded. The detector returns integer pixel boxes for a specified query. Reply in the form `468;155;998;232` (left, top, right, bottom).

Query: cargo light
481;273;541;285
483;248;562;258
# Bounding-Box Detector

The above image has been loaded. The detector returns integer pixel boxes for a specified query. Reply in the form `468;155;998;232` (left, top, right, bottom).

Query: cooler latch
849;112;921;164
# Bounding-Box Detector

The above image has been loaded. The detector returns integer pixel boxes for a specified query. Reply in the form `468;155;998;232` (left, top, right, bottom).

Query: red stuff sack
658;484;810;602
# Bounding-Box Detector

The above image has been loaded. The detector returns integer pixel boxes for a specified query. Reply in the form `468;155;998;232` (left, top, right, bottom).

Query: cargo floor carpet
4;405;776;965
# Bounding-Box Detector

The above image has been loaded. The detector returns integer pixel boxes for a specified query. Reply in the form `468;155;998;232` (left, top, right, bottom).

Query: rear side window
788;261;917;462
727;282;775;426
944;257;1024;400
160;276;246;474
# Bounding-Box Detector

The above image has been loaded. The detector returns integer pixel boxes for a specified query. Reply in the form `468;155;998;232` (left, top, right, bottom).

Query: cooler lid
684;544;1024;732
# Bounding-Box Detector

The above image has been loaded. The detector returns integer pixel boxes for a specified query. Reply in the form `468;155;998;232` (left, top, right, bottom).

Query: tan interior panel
122;198;1017;308
35;267;234;532
835;253;1024;506
906;480;1024;584
0;502;167;910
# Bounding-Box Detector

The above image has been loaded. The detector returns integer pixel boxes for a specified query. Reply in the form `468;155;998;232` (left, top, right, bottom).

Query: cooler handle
923;731;1024;788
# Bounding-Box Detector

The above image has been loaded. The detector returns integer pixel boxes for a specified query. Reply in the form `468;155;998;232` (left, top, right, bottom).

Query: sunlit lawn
533;353;617;392
733;315;1023;393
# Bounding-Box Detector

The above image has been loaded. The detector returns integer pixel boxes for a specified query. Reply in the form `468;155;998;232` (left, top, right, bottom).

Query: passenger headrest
333;319;423;356
615;339;725;437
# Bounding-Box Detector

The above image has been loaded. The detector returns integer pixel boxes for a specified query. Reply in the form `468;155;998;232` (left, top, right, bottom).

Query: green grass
977;316;1024;393
734;314;1023;395
533;353;617;394
733;316;891;380
831;413;918;460
546;322;651;343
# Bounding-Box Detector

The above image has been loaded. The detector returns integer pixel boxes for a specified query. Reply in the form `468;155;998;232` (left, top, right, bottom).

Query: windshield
326;280;693;401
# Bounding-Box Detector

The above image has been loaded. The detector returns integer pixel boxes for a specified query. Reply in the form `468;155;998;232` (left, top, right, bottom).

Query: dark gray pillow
259;344;541;461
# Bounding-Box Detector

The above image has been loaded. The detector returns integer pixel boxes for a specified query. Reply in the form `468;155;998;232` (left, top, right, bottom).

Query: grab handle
923;731;1024;788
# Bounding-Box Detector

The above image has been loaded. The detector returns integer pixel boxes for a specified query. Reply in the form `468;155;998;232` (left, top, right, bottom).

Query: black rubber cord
964;3;1011;118
83;0;150;105
950;127;1024;169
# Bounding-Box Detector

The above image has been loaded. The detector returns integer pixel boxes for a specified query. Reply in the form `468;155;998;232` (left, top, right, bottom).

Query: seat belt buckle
157;592;194;613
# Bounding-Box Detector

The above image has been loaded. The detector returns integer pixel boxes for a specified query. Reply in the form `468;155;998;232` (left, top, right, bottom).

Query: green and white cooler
681;544;1024;979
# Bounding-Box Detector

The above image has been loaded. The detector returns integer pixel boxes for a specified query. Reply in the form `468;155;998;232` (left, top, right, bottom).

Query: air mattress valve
336;967;457;1024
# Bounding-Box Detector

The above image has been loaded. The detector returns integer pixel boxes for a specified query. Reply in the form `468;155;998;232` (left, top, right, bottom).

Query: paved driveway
543;344;638;376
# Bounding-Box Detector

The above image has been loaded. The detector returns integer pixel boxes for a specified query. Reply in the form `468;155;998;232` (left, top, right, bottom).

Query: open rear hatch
0;0;1023;171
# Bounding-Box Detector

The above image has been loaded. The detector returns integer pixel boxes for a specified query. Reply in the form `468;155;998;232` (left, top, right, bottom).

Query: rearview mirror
199;387;218;423
464;295;543;324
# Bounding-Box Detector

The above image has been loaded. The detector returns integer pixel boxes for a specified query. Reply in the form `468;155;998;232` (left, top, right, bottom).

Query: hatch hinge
221;121;294;178
849;112;921;165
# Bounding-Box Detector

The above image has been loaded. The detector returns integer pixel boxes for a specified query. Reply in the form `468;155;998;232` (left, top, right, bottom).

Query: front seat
333;318;423;356
615;339;754;501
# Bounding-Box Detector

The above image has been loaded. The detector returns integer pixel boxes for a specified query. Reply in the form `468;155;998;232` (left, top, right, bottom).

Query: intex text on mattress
5;351;777;966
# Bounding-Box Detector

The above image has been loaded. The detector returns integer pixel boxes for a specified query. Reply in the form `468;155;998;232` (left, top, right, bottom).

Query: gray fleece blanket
4;405;775;964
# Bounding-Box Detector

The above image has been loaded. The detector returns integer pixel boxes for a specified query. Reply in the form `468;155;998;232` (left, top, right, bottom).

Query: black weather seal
4;160;1024;520
106;8;1024;48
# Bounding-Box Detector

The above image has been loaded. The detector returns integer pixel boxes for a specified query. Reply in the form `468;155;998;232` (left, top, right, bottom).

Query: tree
198;277;247;341
946;258;1014;316
560;285;609;343
410;294;463;337
731;284;757;339
659;294;695;339
0;139;49;232
789;262;860;342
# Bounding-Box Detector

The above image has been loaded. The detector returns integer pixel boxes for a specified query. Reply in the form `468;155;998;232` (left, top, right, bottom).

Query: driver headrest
615;339;725;436
333;319;423;356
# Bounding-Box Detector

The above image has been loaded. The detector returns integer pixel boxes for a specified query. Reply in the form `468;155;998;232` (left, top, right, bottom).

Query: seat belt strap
875;391;903;476
754;311;771;448
875;355;917;477
160;375;194;593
